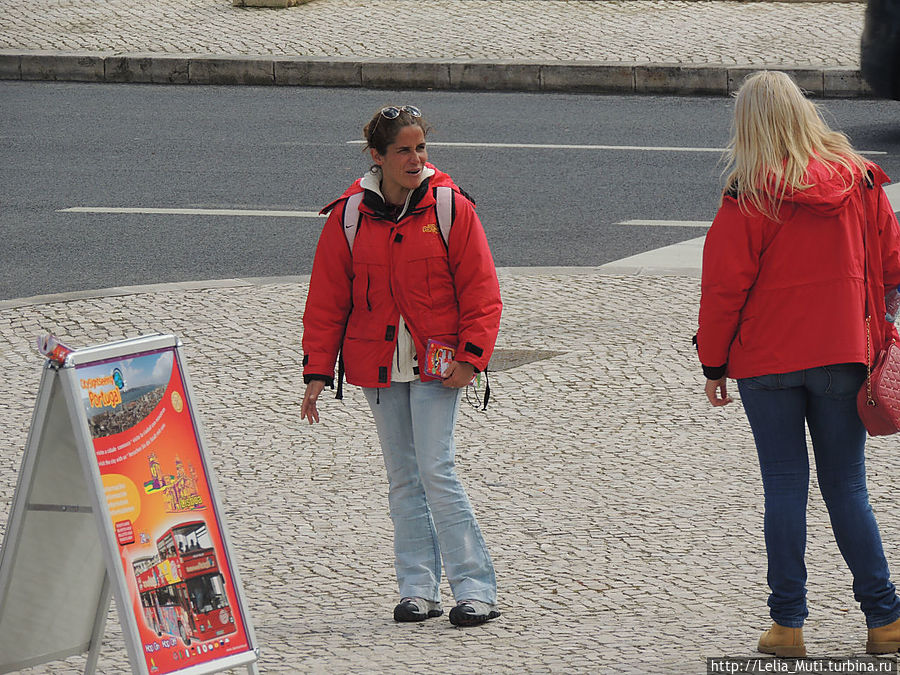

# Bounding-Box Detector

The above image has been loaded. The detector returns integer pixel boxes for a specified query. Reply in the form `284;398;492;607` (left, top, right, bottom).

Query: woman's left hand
442;360;476;388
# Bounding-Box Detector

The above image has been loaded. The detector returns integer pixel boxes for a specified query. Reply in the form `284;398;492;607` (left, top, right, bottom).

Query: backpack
341;185;454;252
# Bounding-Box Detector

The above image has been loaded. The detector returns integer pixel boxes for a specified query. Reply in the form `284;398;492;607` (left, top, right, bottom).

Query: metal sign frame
0;334;259;675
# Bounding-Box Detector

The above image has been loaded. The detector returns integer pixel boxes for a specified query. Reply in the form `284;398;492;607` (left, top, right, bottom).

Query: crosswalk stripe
618;219;710;228
57;207;325;218
348;140;887;155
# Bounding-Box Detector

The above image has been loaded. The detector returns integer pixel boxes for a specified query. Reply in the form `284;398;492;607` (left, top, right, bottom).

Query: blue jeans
363;379;497;605
738;363;900;628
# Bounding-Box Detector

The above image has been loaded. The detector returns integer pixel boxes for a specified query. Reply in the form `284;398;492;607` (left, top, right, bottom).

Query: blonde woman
697;71;900;656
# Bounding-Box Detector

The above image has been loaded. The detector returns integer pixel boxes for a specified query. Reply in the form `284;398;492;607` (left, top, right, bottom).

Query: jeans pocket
820;363;866;399
739;373;782;391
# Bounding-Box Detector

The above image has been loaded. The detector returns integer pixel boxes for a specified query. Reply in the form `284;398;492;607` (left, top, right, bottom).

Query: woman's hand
301;380;327;424
705;377;733;407
442;360;475;388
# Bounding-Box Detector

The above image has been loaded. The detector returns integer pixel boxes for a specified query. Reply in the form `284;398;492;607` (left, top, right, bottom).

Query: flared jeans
738;363;900;628
363;379;497;605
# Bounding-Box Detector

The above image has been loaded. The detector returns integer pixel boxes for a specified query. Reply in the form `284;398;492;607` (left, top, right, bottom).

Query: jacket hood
724;159;890;217
765;159;889;217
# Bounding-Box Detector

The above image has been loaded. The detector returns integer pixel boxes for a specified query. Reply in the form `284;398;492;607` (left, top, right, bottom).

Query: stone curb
0;266;683;311
0;51;875;97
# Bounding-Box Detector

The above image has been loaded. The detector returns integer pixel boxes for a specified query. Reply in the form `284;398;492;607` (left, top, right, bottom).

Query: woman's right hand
301;380;327;424
705;377;733;407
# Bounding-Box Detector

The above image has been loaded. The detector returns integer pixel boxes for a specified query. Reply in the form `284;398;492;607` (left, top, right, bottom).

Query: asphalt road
1;82;898;300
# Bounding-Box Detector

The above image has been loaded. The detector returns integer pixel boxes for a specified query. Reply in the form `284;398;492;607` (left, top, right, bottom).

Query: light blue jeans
363;379;497;605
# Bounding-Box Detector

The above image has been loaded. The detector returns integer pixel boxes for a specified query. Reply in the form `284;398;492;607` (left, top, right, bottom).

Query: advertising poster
74;347;252;674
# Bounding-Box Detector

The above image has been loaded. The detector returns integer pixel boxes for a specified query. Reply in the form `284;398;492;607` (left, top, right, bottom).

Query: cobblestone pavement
0;0;862;67
3;270;900;673
0;0;890;672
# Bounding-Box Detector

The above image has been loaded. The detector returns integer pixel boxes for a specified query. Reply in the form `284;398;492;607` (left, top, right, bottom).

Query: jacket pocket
405;246;455;310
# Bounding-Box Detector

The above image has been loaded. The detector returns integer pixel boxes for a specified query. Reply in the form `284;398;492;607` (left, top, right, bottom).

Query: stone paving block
824;67;875;98
449;60;541;91
0;50;20;79
361;59;451;90
104;54;147;83
20;51;106;82
233;0;312;6
635;64;728;95
189;55;275;86
103;53;189;84
727;66;825;96
540;62;635;93
274;56;361;87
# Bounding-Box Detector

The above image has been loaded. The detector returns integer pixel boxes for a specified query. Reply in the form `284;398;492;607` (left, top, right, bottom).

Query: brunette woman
301;105;502;627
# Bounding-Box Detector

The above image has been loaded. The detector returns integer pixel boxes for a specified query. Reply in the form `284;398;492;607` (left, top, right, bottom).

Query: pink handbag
857;322;900;436
856;171;900;436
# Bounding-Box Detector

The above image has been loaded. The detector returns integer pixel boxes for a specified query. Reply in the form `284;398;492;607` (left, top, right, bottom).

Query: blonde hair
723;71;867;220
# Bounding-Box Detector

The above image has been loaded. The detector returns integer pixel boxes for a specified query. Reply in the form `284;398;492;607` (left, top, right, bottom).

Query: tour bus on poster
132;520;237;648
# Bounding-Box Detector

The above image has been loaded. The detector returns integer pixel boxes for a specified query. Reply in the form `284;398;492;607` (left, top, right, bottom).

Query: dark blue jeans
738;363;900;629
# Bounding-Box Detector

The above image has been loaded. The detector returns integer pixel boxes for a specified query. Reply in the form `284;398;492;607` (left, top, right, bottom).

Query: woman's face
371;124;428;203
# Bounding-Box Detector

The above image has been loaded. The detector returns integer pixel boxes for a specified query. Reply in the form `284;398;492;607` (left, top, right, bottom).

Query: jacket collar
360;166;436;221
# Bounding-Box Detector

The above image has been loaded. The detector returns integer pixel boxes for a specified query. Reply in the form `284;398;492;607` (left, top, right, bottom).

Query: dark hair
363;106;431;156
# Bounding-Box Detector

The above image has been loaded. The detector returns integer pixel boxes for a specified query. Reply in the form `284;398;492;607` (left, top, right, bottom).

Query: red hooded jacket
302;164;502;388
698;160;900;380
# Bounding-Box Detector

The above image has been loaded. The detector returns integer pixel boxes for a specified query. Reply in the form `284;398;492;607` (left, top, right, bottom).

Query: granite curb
0;51;874;97
0;265;692;311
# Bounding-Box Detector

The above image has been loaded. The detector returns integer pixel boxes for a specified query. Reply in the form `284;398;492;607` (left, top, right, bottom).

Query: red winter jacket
302;164;502;388
698;160;900;380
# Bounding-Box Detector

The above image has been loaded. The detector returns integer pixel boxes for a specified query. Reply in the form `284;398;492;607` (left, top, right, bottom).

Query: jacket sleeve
697;198;768;376
877;184;900;291
873;178;900;348
302;204;353;385
446;193;502;372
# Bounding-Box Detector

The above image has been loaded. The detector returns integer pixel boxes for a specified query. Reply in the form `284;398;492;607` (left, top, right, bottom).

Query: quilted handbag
857;329;900;436
856;170;900;436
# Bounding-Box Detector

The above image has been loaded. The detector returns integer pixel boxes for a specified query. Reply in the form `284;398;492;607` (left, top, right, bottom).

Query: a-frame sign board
0;334;259;675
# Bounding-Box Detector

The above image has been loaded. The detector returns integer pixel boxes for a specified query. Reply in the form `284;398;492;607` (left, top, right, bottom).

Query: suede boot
758;622;806;658
867;617;900;654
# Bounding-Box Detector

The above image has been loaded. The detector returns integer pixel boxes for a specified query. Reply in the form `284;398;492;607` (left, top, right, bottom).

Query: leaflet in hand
424;339;456;378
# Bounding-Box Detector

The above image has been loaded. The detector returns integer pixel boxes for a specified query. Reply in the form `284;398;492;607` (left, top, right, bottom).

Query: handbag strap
865;316;874;406
861;170;876;406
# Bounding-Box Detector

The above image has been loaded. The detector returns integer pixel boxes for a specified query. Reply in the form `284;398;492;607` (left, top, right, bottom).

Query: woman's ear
370;148;383;166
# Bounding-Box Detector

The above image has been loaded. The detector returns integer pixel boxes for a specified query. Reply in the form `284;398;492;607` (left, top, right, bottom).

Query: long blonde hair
723;71;867;220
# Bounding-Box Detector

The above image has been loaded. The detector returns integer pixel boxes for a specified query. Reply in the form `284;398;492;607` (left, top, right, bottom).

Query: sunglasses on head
379;105;421;120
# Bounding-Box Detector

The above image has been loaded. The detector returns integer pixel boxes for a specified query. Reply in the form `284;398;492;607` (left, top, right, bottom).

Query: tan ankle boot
758;622;806;658
867;617;900;654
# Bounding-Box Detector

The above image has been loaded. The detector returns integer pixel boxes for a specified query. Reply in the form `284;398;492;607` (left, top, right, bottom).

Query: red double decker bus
132;521;236;646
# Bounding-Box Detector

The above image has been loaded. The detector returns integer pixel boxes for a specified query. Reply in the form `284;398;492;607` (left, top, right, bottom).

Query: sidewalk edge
0;51;875;97
0;267;703;311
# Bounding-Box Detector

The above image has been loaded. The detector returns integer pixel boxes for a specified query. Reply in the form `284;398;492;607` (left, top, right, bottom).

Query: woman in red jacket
698;71;900;656
300;105;502;627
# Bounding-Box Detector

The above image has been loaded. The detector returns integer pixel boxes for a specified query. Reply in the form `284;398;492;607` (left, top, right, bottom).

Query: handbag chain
865;315;875;406
860;169;884;409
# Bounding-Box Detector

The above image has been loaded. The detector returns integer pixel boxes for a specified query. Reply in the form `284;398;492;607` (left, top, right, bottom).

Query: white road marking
604;182;899;276
348;140;887;154
618;219;710;228
57;207;325;218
